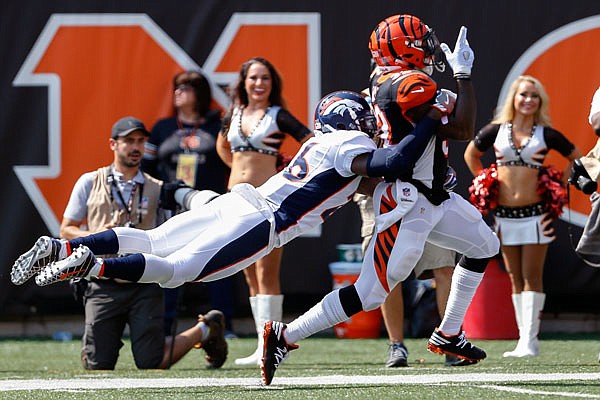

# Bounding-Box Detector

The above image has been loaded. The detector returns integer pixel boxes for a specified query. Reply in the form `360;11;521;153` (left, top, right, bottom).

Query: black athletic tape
338;285;363;317
458;255;490;273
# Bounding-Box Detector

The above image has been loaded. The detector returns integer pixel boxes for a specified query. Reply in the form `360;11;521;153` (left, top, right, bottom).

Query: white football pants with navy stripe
114;186;276;288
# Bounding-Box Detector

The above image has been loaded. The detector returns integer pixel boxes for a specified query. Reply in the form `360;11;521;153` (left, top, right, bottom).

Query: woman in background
143;70;234;337
464;75;581;357
216;57;313;366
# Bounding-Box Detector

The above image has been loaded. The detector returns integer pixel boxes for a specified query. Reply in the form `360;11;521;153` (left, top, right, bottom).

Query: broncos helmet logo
322;98;364;128
314;91;377;136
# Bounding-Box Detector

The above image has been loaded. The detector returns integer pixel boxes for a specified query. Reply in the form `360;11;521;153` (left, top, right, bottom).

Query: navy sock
102;253;146;282
69;229;119;255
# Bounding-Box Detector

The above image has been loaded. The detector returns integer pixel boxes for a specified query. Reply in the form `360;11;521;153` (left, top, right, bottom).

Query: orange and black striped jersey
369;66;450;204
370;67;437;144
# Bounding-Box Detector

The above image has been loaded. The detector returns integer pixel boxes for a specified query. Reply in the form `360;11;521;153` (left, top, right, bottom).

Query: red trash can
329;262;382;338
462;259;519;339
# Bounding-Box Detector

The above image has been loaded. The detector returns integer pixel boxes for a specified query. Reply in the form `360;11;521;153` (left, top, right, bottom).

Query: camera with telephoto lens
160;180;191;211
569;158;598;194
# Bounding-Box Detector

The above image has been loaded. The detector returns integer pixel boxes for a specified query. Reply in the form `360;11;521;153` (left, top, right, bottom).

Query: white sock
438;265;484;335
196;321;210;341
285;289;348;344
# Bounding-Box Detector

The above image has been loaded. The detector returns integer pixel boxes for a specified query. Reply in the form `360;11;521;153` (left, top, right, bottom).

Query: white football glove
440;26;474;78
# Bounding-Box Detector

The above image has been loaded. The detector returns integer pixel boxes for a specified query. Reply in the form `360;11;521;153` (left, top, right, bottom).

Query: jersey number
282;142;317;181
373;103;391;143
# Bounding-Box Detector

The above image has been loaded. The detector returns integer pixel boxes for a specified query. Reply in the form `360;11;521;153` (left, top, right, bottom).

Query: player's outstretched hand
440;26;474;78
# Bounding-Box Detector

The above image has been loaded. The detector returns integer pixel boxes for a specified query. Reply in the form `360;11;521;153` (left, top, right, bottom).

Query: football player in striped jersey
261;16;500;385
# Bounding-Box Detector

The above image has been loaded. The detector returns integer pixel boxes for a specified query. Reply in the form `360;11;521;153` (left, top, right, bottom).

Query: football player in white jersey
11;90;447;294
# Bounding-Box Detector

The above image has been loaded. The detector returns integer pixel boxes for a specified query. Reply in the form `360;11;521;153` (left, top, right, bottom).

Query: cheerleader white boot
235;297;260;365
504;291;545;357
521;291;545;356
503;293;525;357
234;294;283;366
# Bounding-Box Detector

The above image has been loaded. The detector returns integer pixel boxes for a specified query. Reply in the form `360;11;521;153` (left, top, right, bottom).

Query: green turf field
1;333;600;399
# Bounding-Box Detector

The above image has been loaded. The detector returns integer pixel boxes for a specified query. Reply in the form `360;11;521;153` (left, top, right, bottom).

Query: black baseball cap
111;116;150;139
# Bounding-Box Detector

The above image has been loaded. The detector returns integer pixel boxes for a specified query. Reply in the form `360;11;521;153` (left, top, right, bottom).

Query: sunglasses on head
175;84;193;91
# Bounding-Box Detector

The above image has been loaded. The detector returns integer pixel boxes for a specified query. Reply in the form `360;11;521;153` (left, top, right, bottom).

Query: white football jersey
256;130;376;245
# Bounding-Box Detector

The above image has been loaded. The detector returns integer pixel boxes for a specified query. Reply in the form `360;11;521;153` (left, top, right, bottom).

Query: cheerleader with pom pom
464;75;582;358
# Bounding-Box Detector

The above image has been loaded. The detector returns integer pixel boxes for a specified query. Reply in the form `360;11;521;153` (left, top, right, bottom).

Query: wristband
454;73;471;80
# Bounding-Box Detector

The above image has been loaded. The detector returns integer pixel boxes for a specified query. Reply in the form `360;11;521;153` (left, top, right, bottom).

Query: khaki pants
81;279;165;370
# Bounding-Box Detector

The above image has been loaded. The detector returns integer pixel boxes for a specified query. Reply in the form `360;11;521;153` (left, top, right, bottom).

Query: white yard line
481;384;600;398
1;372;600;391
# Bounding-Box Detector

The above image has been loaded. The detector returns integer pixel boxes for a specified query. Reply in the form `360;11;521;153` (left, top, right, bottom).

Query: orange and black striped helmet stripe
369;14;429;68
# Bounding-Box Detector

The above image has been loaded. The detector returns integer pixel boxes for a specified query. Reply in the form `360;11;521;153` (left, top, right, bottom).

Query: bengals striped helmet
369;14;445;74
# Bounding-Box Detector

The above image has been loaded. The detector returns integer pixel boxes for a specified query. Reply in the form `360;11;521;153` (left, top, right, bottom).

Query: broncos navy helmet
314;91;378;137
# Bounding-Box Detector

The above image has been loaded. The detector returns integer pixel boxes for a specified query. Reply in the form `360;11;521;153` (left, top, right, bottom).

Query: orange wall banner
13;13;320;235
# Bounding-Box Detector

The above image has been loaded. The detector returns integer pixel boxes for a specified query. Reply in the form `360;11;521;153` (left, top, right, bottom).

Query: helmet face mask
420;30;445;74
314;91;378;137
355;113;378;136
423;29;446;75
369;14;445;74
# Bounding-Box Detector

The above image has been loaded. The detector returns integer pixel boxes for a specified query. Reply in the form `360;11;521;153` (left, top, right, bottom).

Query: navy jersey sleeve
544;127;576;156
276;108;312;142
367;116;439;178
473;123;500;152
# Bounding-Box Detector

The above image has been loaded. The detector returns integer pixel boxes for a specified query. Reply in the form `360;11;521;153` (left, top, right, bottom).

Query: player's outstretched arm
352;108;443;177
439;26;476;141
440;79;476;141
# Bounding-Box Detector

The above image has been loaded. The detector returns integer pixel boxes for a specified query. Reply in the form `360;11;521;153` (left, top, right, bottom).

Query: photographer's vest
86;166;162;258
